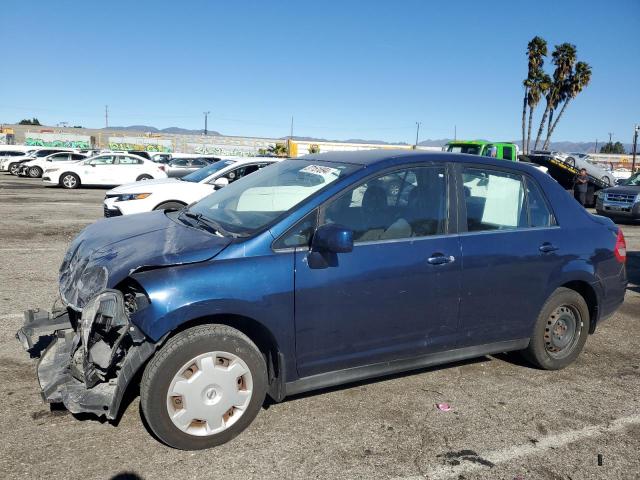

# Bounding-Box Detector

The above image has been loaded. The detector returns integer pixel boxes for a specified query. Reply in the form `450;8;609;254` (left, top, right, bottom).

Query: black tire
565;157;575;167
141;324;268;450
28;166;42;178
154;201;186;211
8;163;20;175
522;287;589;370
60;172;80;189
137;174;153;181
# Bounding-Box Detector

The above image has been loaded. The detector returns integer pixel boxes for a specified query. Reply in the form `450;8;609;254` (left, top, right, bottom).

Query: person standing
574;168;589;206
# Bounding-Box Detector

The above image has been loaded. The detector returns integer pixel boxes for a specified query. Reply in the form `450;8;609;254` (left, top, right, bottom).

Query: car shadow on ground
626;252;640;294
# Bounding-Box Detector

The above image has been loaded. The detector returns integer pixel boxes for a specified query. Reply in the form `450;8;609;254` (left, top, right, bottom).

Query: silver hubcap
166;351;253;437
30;168;40;177
544;305;582;358
63;175;76;188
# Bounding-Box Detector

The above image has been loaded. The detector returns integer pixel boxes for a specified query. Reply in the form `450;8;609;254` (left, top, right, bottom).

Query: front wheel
601;176;611;186
60;172;80;189
141;324;267;450
9;163;20;175
522;287;589;370
565;157;576;168
29;166;42;178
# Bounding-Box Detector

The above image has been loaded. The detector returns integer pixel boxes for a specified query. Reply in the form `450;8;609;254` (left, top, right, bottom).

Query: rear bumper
17;302;159;420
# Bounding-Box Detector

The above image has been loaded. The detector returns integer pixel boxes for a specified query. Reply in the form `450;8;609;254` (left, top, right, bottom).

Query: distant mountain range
105;125;221;136
103;126;632;154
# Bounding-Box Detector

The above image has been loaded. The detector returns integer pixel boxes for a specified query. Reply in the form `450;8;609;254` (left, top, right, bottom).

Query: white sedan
18;151;88;177
43;153;168;189
103;157;278;216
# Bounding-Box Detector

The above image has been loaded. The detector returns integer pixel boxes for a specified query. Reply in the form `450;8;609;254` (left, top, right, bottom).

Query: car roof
300;149;547;174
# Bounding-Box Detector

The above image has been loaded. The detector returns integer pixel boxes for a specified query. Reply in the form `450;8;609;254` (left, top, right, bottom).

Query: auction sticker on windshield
300;165;341;177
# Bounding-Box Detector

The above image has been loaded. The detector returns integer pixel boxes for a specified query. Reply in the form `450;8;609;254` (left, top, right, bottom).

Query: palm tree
542;62;592;149
522;37;547;154
533;43;576;151
526;72;551;154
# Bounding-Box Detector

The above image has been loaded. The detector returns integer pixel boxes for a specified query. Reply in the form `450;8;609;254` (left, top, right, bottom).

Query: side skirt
284;338;530;397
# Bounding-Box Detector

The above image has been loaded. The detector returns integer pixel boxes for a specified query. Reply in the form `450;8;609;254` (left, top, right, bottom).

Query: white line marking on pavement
0;313;23;319
395;413;640;480
0;247;58;252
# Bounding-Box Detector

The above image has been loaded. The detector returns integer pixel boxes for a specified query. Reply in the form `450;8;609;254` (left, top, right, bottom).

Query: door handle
427;254;455;265
539;242;559;253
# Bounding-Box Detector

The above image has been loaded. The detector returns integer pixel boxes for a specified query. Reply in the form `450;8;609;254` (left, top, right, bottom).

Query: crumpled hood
59;210;232;309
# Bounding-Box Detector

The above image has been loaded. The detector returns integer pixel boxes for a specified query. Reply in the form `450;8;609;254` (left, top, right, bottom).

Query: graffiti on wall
25;137;91;149
108;136;173;153
108;142;172;152
189;143;267;157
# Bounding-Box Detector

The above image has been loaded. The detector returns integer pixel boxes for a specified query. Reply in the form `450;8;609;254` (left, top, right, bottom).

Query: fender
130;253;298;381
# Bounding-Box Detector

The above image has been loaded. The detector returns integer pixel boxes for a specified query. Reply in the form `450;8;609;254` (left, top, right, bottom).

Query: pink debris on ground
436;402;452;412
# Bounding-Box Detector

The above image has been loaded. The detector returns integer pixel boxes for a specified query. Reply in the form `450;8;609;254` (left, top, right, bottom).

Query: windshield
447;144;482;155
182;160;235;182
621;172;640;186
188;159;360;236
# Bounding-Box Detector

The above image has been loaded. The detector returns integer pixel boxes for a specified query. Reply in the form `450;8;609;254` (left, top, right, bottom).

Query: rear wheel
601;176;611;186
60;172;80;189
565;157;576;168
522;287;589;370
28;166;42;178
141;324;267;450
154;201;186;211
137;174;153;181
9;163;20;175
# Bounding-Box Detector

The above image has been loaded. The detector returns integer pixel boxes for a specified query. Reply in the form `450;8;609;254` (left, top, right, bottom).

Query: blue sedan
17;150;627;450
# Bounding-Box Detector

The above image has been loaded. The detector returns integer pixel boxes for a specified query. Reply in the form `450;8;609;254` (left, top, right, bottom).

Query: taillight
614;229;626;263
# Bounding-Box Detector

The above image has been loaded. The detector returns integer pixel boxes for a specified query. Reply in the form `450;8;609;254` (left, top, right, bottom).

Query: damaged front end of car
16;286;160;420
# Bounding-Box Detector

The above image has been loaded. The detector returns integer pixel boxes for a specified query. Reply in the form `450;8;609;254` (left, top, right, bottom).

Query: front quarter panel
130;237;297;379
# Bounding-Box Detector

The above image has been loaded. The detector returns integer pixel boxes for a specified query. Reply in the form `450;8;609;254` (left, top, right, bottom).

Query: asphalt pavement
0;175;638;480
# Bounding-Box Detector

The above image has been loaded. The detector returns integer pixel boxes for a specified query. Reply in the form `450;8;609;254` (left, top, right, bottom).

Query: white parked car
18;151;88;177
103;157;278;216
612;167;633;181
0;148;37;171
43;153;168;189
2;148;74;174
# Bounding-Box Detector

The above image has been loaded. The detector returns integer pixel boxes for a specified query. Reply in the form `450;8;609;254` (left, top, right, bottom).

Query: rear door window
462;167;526;232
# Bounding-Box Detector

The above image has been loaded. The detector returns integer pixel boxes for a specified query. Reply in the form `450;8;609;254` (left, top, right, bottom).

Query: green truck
444;140;518;161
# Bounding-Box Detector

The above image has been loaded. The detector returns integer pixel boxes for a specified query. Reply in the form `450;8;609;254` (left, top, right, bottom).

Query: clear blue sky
1;0;638;144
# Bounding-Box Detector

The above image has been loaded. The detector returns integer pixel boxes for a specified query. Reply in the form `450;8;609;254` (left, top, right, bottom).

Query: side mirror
213;177;229;188
312;223;353;253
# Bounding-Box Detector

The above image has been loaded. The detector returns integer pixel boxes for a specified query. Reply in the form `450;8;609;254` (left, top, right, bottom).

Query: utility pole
203;111;210;135
632;124;639;172
104;105;109;128
608;132;613;144
290;116;294;139
594;139;598;153
415;122;421;148
454;125;457;141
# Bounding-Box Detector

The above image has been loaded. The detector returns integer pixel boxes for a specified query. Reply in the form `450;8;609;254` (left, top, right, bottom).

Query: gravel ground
0;175;638;480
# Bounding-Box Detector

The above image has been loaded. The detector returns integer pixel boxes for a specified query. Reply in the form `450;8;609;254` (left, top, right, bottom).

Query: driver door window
321;166;447;243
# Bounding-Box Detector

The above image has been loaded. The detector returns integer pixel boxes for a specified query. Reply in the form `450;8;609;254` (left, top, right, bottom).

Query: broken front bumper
17;295;159;420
